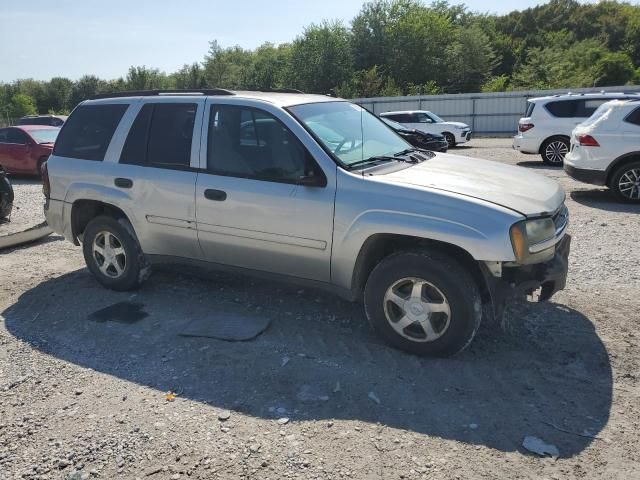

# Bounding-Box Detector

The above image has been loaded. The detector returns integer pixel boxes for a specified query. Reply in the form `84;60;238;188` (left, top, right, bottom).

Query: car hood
379;153;565;216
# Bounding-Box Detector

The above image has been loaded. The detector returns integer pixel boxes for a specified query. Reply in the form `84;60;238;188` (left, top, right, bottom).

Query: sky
0;0;621;82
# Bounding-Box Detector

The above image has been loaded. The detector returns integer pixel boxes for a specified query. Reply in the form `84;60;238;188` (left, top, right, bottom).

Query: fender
331;208;517;292
605;151;640;183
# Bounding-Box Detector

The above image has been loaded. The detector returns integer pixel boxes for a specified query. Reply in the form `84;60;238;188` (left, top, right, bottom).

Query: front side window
7;129;30;144
54;104;128;161
582;99;608;117
207;105;312;183
414;113;433;123
289;101;410;167
120;103;196;168
426;111;445;123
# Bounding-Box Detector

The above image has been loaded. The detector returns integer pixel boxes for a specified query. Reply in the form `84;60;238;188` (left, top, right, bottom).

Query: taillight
578;134;600;147
519;123;534;133
41;160;50;198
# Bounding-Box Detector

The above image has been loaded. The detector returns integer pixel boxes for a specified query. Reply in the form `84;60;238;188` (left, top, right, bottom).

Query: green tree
289;21;353;94
125;66;172;90
5;94;37;118
446;25;499;93
172;63;207;89
594;52;636;86
69;75;106;108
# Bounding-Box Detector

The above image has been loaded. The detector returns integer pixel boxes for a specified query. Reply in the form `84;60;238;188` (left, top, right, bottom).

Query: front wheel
610;161;640;203
443;132;456;148
82;215;150;291
541;137;569;165
364;250;482;357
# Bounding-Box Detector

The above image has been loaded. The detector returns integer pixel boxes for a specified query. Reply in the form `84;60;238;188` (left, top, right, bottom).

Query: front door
195;102;335;282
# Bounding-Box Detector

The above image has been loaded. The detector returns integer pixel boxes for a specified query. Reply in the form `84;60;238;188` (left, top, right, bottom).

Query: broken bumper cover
483;235;571;310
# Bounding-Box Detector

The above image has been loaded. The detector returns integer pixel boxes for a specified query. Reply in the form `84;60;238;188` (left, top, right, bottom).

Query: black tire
609;161;640;203
364;250;482;357
36;157;48;177
540;137;569;165
0;165;14;221
443;132;456;148
82;215;150;291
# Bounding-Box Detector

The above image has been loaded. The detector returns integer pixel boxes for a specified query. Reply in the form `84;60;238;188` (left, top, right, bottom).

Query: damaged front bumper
482;235;571;316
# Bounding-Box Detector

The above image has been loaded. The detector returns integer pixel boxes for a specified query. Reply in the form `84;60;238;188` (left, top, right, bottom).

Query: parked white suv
43;89;570;357
564;99;640;202
379;110;471;147
513;93;638;165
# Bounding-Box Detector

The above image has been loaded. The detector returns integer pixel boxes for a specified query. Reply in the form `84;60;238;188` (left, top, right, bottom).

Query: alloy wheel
618;167;640;200
383;277;451;343
544;140;568;164
92;231;127;278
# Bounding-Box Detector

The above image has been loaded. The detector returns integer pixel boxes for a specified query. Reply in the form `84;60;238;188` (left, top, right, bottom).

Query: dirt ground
1;138;639;480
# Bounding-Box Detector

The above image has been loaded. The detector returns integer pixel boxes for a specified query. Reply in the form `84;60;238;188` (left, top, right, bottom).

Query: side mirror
297;169;327;187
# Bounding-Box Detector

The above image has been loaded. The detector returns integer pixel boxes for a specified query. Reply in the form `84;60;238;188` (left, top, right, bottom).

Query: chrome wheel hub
92;231;126;278
545;141;568;163
618;168;640;200
383;277;451;343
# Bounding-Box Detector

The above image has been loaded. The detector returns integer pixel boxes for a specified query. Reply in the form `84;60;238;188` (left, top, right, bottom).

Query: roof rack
90;89;235;100
255;88;304;94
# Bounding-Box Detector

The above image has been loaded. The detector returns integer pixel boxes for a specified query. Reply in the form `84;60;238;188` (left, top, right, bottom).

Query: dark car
0;126;60;175
381;117;448;152
18;115;67;127
0;165;13;221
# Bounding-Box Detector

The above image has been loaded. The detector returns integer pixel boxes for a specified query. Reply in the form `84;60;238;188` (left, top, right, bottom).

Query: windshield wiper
394;148;434;162
346;156;399;170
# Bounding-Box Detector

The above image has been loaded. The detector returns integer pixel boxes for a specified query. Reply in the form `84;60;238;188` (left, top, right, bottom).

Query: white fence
352;85;640;136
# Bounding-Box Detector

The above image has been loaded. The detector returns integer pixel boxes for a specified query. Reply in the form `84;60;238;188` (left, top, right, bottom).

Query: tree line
2;0;640;119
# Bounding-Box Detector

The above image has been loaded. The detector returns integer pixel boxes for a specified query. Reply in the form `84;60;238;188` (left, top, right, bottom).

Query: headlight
510;217;556;264
454;125;467;130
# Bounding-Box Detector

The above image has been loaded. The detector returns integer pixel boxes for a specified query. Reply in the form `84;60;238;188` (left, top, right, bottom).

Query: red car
0;125;60;175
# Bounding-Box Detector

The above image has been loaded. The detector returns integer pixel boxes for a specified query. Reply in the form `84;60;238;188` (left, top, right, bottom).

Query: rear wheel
541;137;569;165
82;215;150;291
36;157;48;177
610;161;640;203
364;250;482;357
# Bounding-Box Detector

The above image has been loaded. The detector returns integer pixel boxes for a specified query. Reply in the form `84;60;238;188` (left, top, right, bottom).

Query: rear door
110;98;204;259
195;101;336;281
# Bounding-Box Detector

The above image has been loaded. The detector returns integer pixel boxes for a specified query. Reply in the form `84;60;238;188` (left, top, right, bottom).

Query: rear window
53;104;128;161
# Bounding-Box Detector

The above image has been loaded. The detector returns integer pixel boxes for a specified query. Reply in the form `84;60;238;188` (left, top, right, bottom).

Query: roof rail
256;88;304;94
90;89;235;100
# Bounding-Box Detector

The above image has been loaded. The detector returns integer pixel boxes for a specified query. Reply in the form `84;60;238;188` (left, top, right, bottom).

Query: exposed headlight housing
510;217;557;264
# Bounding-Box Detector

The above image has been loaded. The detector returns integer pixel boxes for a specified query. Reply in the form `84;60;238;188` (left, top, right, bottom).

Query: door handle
114;177;133;188
204;189;227;201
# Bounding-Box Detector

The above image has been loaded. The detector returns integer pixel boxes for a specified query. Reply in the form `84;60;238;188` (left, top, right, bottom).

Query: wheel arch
70;199;131;246
350;233;490;305
605;152;640;186
538;134;570;154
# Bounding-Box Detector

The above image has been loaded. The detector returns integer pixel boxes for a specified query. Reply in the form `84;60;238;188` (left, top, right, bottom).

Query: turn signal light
578;134;600;147
518;123;534;133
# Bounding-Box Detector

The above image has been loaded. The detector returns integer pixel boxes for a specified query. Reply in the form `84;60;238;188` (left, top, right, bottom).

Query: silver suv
43;89;570;357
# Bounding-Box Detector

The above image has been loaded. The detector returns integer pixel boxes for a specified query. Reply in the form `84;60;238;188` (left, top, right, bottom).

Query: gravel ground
1;138;639;480
0;177;45;236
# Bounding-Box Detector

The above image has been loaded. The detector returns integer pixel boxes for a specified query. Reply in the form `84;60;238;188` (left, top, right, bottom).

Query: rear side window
625;107;640;126
7;129;30;144
54;104;128;161
525;101;535;117
545;100;581;118
119;103;196;168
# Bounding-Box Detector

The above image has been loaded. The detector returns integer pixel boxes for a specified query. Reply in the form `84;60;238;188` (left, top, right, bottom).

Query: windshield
29;128;59;144
427;111;445;123
288;102;410;167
